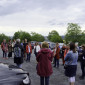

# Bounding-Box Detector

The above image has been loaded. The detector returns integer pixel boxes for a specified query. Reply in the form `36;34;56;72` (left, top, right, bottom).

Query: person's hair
82;44;85;50
25;39;27;42
36;42;39;45
42;42;49;48
70;42;76;53
16;39;20;44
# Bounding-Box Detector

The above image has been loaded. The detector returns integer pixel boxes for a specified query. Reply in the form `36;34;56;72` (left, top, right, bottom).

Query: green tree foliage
31;32;45;42
65;23;81;43
13;31;31;42
48;30;63;43
79;31;85;45
0;33;10;44
65;23;85;45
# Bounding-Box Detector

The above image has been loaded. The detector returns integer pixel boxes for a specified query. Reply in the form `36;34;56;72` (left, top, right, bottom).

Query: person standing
23;39;28;60
34;42;40;57
79;45;85;80
26;42;32;62
61;44;66;65
8;39;12;58
12;39;16;52
53;43;60;68
14;39;24;68
36;42;53;85
64;42;78;85
1;39;8;59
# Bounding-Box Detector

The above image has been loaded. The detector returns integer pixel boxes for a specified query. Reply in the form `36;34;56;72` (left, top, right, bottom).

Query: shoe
79;76;84;80
5;57;8;59
53;66;56;67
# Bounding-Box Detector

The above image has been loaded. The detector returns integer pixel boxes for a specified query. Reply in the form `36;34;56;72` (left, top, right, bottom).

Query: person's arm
49;51;54;62
26;45;28;53
64;52;71;61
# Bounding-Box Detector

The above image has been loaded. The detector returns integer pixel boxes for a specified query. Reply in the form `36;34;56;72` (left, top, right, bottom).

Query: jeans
54;57;59;67
27;53;31;62
40;76;50;85
3;51;7;58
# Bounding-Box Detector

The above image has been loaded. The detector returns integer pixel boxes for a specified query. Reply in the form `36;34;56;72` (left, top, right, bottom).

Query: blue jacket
64;51;78;65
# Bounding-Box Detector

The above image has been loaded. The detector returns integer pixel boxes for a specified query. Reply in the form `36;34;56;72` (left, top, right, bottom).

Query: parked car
0;63;31;85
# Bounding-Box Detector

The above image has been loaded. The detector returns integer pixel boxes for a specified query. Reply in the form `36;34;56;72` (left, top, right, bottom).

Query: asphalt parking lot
0;49;85;85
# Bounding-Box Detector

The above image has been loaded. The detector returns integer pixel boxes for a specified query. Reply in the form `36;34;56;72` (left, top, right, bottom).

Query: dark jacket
80;50;85;65
14;43;24;64
36;48;53;77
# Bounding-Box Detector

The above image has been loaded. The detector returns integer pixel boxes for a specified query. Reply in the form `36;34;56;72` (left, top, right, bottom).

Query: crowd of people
0;38;85;85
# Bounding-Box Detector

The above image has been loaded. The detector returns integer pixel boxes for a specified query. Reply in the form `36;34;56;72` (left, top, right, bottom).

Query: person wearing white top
34;42;40;57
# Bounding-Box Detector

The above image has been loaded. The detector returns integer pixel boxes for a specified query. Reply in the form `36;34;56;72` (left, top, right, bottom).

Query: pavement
0;48;85;85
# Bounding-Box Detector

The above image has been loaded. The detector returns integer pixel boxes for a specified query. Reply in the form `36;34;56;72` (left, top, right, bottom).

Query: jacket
26;45;32;54
14;43;24;64
64;51;78;65
36;48;53;77
80;50;85;65
55;47;60;59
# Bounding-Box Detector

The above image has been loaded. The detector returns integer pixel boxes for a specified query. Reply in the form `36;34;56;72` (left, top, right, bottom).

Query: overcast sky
0;0;85;36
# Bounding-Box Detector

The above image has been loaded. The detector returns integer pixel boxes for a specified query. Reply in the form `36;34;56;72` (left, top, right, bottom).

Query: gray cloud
0;0;85;36
0;0;85;16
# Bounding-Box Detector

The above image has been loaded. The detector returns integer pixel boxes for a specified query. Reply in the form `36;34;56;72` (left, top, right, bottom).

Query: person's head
36;42;39;45
42;42;49;48
16;39;20;44
9;39;11;42
28;42;31;46
82;44;85;50
3;39;6;43
70;42;76;53
56;42;59;47
22;40;24;43
25;39;27;43
13;39;16;42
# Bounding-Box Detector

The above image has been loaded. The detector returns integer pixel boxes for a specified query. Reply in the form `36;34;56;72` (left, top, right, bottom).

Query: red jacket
36;48;53;77
55;47;60;59
26;45;32;53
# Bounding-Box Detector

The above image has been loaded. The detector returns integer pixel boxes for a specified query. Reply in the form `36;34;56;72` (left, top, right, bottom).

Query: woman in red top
26;42;32;62
53;42;60;68
36;42;53;85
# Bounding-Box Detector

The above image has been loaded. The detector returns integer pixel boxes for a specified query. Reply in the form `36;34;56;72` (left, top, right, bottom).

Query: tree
79;31;85;45
65;23;81;43
31;32;45;42
0;33;10;44
48;30;63;43
13;31;31;42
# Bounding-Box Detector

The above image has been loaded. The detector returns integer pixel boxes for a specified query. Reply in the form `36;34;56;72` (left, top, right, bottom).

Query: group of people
36;42;85;85
0;39;85;85
1;39;33;68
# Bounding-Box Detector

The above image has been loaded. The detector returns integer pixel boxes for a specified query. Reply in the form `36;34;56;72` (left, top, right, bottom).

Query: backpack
14;47;21;57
